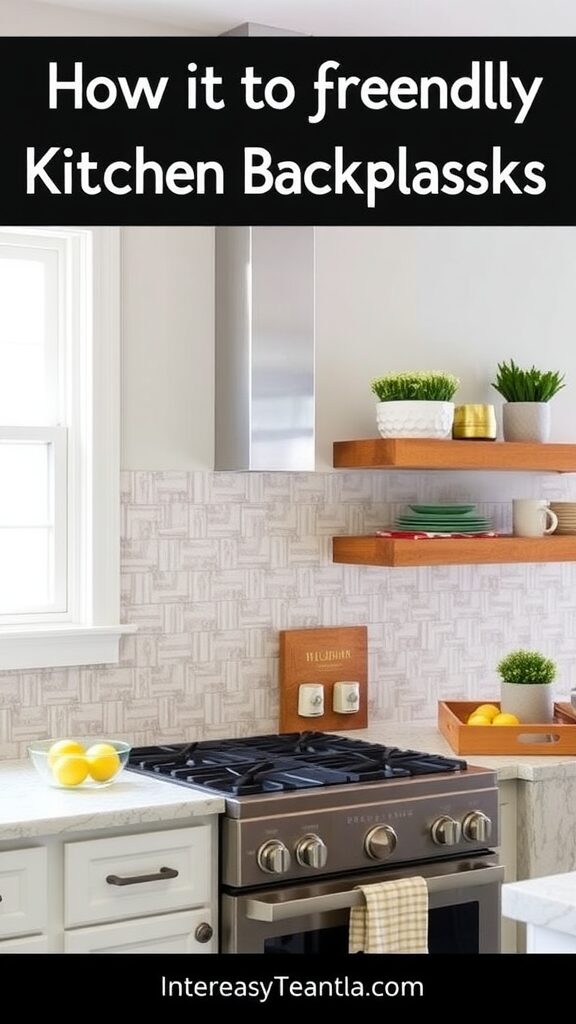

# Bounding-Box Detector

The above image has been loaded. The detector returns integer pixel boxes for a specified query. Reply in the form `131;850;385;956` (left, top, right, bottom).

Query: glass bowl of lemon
28;738;132;789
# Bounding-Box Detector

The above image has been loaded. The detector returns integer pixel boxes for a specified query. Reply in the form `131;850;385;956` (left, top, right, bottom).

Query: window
0;227;134;670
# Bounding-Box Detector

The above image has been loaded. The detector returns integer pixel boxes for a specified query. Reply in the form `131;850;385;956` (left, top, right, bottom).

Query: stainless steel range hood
215;226;315;471
215;24;314;472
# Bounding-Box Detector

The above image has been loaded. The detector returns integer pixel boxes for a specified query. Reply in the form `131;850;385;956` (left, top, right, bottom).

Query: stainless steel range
126;732;503;954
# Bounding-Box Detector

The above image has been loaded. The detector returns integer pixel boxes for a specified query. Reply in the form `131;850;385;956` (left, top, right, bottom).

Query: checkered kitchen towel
349;877;429;953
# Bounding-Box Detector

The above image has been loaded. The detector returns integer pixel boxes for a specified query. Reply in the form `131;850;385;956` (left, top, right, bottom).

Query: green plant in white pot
370;371;460;439
497;649;556;724
491;360;565;443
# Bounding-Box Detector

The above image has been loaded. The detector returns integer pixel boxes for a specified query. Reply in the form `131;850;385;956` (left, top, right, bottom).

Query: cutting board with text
279;626;368;733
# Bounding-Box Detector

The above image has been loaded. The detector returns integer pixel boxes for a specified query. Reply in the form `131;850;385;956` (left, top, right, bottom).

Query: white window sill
0;624;138;671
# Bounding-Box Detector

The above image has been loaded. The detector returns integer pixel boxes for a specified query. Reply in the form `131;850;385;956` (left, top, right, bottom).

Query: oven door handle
244;864;505;923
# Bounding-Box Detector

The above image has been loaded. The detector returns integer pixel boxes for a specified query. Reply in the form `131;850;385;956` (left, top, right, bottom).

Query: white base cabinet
0;934;50;952
0;848;47;939
65;826;211;927
65;909;215;953
0;817;218;954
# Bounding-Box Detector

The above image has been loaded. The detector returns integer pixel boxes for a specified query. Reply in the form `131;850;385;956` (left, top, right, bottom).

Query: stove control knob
462;811;492;844
431;816;462;846
295;834;328;870
365;825;398;861
257;839;291;875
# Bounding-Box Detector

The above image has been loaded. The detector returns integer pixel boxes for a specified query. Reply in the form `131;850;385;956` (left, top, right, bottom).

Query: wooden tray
438;700;576;756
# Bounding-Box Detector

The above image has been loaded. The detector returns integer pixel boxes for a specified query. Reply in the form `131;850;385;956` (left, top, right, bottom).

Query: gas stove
127;731;467;796
126;731;498;889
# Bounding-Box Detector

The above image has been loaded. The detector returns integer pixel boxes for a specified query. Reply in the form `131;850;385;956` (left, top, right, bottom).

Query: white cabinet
0;848;47;939
65;909;215;953
0;817;218;955
0;934;50;952
65;826;211;927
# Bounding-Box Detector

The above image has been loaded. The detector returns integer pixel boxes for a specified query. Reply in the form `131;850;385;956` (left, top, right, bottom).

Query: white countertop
502;872;576;936
2;721;575;842
337;723;576;782
0;761;225;842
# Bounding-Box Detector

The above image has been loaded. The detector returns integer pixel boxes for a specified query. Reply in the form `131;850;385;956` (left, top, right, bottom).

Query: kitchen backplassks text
26;59;545;205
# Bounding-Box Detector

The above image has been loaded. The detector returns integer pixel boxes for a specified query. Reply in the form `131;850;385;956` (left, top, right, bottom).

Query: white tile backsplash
1;468;576;757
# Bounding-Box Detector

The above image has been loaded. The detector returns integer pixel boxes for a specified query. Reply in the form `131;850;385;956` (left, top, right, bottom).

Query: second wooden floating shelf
332;535;576;567
333;438;576;473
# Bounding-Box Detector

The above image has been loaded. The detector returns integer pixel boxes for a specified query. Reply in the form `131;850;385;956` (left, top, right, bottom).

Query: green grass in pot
491;359;565;403
497;649;556;685
370;371;460;402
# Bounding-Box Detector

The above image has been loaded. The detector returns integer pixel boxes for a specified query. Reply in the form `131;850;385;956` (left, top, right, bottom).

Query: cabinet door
0;934;49;953
0;848;47;938
65;825;211;927
64;909;215;953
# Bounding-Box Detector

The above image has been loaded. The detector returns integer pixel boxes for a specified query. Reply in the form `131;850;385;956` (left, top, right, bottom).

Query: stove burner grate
127;732;466;795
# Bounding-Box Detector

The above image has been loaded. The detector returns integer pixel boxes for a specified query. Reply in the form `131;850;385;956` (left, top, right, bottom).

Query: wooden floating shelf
333;438;576;473
332;535;576;567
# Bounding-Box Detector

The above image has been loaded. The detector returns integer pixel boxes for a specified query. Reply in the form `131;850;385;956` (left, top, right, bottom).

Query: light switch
333;681;360;714
298;683;324;717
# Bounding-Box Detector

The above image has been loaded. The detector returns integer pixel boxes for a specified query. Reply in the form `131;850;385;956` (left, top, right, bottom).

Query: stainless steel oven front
221;855;504;954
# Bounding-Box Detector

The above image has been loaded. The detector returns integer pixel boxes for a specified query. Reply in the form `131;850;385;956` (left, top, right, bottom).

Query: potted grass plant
491;359;565;442
370;371;460;439
497;649;556;723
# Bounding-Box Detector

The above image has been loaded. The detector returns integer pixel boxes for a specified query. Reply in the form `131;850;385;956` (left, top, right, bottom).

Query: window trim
0;226;135;670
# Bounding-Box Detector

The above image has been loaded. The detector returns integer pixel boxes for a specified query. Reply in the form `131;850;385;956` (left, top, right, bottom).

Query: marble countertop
0;761;225;842
502;872;576;935
2;720;575;842
337;723;576;781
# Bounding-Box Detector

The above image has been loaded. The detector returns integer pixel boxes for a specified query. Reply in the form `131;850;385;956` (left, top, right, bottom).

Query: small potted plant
497;649;556;723
370;371;460;439
491;359;565;443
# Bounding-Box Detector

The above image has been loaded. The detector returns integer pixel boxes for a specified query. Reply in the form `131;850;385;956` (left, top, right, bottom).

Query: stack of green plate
395;504;493;533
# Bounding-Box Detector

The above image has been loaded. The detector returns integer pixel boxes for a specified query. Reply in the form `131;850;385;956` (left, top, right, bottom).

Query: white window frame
0;425;67;618
0;226;135;670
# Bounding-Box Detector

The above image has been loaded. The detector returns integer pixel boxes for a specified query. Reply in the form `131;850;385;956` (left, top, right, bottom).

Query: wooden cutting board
279;626;368;733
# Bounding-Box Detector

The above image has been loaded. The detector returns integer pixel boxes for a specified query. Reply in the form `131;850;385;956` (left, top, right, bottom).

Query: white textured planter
500;681;554;723
376;401;454;440
502;402;551;443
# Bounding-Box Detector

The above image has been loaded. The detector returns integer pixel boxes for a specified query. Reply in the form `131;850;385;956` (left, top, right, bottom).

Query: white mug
512;499;558;537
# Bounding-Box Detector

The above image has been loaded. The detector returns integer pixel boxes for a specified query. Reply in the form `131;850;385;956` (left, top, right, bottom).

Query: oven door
221;855;504;954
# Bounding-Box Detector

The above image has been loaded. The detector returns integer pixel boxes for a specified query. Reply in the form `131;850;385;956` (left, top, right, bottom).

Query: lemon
473;704;501;722
492;713;520;726
52;754;89;787
47;739;85;769
467;714;492;726
86;743;121;782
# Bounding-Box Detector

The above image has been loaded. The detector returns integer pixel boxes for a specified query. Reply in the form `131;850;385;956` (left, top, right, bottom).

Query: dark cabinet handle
106;866;179;886
195;922;213;944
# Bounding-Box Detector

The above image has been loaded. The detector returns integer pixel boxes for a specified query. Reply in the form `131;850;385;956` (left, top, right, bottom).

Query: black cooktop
126;732;467;796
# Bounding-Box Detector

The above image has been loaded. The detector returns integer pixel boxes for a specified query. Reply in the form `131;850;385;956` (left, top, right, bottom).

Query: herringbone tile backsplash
1;468;576;758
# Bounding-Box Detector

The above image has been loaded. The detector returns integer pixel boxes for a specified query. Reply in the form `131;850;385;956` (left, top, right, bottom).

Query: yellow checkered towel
349;876;429;953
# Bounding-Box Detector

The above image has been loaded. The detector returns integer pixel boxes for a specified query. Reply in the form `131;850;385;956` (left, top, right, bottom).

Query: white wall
0;0;188;34
122;225;576;470
314;227;576;469
121;227;214;469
